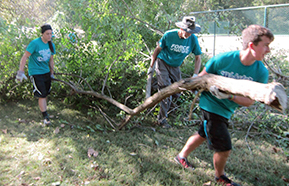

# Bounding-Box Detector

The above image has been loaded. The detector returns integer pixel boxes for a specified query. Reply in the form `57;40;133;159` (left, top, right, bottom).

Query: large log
136;74;287;113
52;73;287;129
119;74;287;129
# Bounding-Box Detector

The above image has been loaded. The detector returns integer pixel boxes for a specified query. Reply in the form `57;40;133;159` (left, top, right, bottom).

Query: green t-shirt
26;37;56;76
199;50;269;119
157;29;202;67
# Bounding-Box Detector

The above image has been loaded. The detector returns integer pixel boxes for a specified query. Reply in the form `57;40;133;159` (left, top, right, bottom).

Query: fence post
264;7;268;27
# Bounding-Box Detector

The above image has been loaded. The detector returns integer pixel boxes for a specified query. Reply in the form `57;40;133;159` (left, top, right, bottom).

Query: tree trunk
53;73;287;129
119;74;287;129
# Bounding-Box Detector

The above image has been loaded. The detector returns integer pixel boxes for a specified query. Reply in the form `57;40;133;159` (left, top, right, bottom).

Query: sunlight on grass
0;99;288;185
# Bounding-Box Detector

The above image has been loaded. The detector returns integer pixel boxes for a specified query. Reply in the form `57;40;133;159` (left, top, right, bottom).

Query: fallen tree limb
135;74;287;114
119;74;287;129
53;73;287;129
263;59;289;79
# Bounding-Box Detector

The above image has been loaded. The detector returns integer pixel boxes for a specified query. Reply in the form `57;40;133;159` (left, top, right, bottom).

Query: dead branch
102;52;124;95
52;73;287;130
264;59;289;79
53;75;134;115
245;107;269;154
188;89;204;121
89;104;117;129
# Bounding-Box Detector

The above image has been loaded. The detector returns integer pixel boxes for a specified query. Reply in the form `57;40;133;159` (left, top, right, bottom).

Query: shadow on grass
0;99;288;186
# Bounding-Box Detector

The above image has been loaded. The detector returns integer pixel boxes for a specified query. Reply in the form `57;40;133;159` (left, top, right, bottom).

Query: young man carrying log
174;25;274;186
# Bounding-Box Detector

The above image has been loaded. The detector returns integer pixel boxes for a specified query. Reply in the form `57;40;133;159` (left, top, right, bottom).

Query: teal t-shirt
26;37;56;76
199;50;269;119
157;29;202;67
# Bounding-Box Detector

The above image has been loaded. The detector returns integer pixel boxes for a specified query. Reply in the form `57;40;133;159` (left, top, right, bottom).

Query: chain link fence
1;2;288;59
191;4;289;58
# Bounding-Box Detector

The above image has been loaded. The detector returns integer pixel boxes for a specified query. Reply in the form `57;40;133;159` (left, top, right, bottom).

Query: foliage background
0;0;288;126
0;1;288;185
0;0;288;133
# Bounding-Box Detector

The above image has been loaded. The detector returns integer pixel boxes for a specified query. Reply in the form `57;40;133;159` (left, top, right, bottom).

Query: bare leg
213;150;231;177
38;97;47;112
179;133;206;158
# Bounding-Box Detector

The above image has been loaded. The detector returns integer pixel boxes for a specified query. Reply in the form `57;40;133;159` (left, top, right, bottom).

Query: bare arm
193;55;201;74
198;67;255;107
198;67;208;77
19;51;31;71
150;45;162;68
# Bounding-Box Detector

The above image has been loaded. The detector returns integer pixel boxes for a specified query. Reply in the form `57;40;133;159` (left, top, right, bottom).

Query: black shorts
30;72;51;98
198;109;232;152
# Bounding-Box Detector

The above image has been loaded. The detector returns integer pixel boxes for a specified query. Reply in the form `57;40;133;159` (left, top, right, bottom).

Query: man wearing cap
148;16;202;128
16;24;56;126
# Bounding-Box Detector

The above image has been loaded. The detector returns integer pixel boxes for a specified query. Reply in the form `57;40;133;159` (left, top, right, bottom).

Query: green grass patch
0;99;288;186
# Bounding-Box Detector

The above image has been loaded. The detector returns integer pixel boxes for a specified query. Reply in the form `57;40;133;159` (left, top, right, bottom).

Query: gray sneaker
174;154;194;170
43;116;51;126
159;120;171;129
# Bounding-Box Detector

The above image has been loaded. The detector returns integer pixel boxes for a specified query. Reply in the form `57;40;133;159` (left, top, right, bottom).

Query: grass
0;98;288;186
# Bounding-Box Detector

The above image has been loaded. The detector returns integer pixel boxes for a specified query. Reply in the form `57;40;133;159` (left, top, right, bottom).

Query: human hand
15;70;27;83
147;66;154;75
192;74;198;78
209;85;231;99
51;74;54;79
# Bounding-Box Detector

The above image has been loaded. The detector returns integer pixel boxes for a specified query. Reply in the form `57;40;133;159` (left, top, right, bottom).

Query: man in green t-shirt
148;16;202;128
174;25;274;186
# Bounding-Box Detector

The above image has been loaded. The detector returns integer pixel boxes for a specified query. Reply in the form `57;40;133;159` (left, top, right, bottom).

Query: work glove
147;66;154;75
209;85;231;99
15;70;27;83
192;74;198;78
51;74;54;79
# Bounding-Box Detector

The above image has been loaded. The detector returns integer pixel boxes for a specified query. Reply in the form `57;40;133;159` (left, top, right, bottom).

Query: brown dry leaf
1;129;7;134
282;176;289;183
273;147;278;153
60;124;65;128
87;148;99;158
54;127;60;134
203;181;212;186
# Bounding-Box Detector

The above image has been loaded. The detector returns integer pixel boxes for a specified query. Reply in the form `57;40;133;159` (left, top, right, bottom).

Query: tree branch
102;52;124;95
264;59;289;79
52;73;287;130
